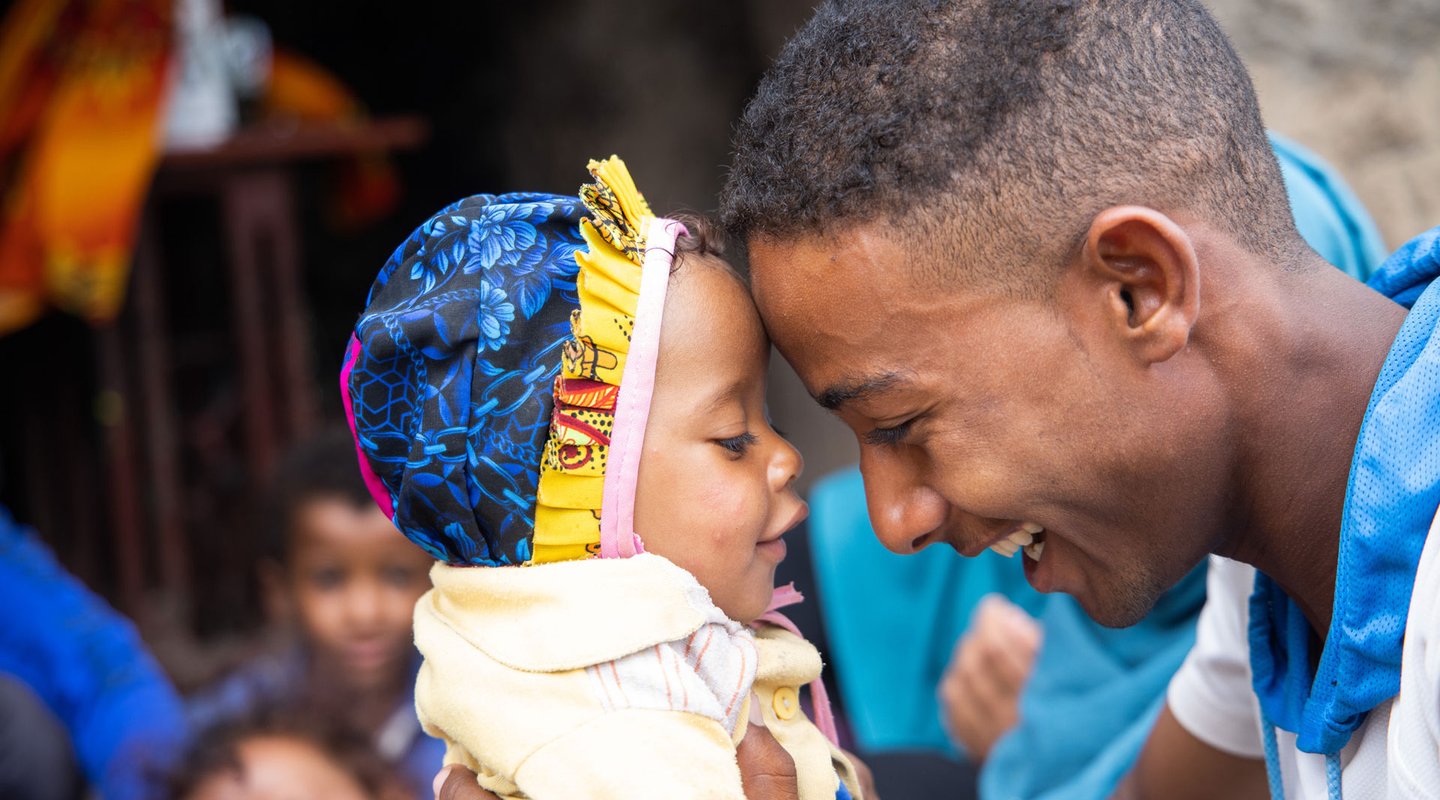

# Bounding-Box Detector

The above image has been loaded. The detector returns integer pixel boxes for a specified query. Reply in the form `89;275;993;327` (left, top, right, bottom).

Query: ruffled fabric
532;157;655;563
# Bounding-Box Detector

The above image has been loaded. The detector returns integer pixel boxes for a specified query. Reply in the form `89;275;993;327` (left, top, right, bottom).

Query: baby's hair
662;211;744;282
165;706;400;800
669;211;724;259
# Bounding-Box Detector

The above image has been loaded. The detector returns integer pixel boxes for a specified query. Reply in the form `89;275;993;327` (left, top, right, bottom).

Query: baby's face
632;255;807;623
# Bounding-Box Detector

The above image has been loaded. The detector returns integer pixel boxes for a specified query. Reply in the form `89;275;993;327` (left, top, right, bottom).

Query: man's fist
937;594;1042;762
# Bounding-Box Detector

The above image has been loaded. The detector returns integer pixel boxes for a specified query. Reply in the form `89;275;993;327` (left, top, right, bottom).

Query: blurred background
0;0;1437;691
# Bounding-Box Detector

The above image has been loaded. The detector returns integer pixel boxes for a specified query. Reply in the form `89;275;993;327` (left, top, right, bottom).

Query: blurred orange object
0;0;172;336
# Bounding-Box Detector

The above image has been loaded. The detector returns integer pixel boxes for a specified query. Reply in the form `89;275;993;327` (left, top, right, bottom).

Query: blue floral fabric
346;193;586;565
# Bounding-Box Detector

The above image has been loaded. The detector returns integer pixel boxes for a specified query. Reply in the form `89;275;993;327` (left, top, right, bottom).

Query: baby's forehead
665;254;768;347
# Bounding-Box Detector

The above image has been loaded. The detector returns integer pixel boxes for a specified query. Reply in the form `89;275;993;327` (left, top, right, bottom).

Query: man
719;0;1438;798
438;1;1438;797
808;131;1388;800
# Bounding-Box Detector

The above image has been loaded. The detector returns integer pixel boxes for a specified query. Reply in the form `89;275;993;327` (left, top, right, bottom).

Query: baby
342;159;861;800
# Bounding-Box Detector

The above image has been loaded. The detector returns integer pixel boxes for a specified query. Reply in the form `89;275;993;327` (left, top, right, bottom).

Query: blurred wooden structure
89;117;426;619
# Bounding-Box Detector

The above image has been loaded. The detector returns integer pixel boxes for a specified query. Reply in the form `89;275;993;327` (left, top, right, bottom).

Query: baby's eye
864;418;915;448
715;432;758;457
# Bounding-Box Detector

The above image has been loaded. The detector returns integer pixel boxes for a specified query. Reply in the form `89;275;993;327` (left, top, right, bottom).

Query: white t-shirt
1168;526;1440;799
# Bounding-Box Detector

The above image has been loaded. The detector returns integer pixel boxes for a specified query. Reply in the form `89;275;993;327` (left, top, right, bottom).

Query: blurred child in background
169;705;410;800
187;430;440;797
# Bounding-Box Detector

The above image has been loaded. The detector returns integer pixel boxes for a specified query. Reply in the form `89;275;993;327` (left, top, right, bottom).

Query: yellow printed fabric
531;156;654;563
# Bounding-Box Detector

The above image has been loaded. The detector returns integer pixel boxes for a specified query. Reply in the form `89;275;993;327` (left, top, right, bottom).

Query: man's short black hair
723;0;1303;287
263;429;376;562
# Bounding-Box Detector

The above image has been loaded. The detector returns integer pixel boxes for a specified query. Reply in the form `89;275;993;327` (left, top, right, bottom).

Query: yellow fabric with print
531;157;654;563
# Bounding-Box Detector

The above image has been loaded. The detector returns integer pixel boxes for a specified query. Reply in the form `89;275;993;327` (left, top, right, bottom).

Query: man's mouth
987;521;1047;563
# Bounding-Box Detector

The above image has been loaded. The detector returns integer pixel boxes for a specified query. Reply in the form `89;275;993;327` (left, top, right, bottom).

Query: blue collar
1249;227;1440;754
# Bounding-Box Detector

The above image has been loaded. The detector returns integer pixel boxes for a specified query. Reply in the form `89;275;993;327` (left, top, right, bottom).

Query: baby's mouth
988;522;1047;563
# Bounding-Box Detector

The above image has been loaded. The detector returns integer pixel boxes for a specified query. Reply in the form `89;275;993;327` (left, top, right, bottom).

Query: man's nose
860;452;948;554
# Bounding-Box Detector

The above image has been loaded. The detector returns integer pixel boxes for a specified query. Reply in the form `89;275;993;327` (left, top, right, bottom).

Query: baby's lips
770;499;809;540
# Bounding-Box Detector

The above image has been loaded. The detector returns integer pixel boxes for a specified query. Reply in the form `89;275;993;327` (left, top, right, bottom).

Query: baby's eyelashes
715;432;759;458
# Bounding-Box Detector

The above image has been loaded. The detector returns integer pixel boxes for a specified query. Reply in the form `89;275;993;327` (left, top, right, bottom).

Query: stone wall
1207;0;1440;247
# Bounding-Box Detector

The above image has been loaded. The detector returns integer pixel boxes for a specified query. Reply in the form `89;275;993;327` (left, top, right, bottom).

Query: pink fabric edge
340;334;397;520
598;217;686;559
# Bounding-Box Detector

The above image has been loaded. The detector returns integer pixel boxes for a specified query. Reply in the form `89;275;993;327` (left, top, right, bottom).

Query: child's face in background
633;256;807;623
273;499;433;696
184;735;377;800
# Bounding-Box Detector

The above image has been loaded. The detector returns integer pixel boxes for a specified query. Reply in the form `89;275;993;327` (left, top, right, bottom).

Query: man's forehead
748;232;899;331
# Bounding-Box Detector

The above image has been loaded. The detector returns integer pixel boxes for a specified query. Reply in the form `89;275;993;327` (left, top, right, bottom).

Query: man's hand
738;723;800;800
937;594;1042;762
434;765;495;800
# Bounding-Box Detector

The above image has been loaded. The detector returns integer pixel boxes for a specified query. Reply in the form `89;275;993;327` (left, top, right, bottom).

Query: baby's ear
258;558;293;624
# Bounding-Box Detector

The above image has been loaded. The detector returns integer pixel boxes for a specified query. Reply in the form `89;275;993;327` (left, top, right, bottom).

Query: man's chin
1072;584;1161;629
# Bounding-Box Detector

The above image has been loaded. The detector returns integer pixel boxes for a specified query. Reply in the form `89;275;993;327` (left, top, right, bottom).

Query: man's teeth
989;524;1045;559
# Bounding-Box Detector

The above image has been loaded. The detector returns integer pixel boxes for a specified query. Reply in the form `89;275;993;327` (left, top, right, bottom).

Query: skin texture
938;594;1042;762
184;735;373;800
748;208;1409;797
631;255;809;624
262;498;434;730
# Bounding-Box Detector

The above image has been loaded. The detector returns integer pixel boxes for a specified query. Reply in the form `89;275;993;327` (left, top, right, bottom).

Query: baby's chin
714;571;781;625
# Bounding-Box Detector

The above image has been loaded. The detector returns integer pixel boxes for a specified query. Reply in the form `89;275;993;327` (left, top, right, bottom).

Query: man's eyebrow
815;372;906;411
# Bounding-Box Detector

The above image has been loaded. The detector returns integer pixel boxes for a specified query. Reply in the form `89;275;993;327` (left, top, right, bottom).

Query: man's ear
259;558;292;624
1079;206;1200;364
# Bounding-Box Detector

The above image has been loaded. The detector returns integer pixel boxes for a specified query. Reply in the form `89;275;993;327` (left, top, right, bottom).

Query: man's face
749;225;1232;627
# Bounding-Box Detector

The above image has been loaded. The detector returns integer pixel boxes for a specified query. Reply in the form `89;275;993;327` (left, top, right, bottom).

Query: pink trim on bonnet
598;217;687;559
340;334;397;520
758;584;841;747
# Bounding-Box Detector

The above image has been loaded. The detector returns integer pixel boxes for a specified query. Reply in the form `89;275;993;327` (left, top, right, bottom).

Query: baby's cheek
697;481;762;539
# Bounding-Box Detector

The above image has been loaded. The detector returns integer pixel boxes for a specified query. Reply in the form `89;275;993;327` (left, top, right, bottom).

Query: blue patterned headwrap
341;193;586;565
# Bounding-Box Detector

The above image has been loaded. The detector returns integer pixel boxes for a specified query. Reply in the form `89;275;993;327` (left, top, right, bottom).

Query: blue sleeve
981;566;1206;800
0;509;187;800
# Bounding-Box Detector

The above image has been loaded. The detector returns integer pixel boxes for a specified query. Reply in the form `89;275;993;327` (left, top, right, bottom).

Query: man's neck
1215;258;1408;637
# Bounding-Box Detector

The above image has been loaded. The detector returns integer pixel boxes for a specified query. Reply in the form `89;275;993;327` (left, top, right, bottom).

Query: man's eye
864;419;915;448
715;432;758;457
